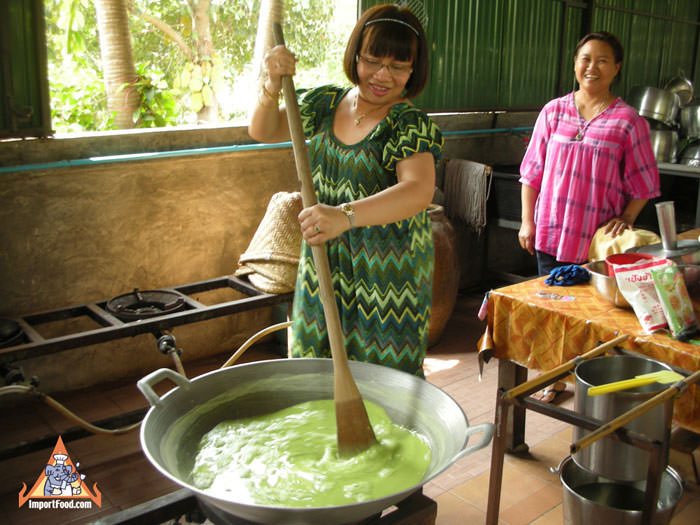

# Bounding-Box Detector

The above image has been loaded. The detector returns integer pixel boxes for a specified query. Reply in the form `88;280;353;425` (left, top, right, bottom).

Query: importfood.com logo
18;436;101;510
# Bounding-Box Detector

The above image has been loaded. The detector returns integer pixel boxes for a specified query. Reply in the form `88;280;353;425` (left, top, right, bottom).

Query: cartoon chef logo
18;436;101;508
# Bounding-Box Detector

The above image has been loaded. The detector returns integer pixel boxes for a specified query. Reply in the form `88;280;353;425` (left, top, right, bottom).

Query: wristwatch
340;202;356;227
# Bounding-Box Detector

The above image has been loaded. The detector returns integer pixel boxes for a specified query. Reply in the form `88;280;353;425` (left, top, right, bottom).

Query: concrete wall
0;111;536;392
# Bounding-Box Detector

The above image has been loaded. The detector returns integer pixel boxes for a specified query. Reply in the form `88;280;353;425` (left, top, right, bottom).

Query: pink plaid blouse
520;92;660;263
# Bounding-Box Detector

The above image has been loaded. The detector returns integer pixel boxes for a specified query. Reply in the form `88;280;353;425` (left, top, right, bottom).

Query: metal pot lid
627;239;700;258
106;289;187;321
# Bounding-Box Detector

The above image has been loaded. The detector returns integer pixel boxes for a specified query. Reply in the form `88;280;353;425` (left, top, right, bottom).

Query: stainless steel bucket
560;456;682;525
573;356;674;482
137;359;494;524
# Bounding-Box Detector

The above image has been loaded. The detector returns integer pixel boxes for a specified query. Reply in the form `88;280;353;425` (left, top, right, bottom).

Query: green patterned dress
291;85;443;376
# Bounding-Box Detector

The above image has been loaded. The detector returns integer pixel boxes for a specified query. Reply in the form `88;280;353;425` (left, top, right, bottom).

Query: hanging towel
443;158;492;234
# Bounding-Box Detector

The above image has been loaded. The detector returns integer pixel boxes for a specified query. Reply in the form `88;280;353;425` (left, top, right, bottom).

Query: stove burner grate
105;288;187;321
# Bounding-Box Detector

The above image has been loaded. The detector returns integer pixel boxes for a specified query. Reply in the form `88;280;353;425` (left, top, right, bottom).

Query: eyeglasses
356;55;413;77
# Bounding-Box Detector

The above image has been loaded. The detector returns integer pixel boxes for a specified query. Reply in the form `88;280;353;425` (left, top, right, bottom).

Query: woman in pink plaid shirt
519;31;660;276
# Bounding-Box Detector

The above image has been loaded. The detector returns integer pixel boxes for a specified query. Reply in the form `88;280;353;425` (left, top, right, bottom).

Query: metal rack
485;335;700;525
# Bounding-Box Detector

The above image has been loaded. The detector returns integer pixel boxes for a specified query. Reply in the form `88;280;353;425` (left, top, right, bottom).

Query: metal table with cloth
478;229;700;450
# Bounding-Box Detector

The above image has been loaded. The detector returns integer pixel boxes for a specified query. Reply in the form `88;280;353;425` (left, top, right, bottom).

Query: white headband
364;18;419;37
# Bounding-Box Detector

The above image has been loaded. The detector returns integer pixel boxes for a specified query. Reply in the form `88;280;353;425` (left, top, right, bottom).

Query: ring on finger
314;225;320;233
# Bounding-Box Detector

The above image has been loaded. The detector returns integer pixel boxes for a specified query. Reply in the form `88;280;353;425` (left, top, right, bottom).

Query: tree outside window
45;0;356;133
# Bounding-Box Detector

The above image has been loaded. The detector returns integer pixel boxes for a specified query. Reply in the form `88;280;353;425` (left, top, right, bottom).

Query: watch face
342;203;355;226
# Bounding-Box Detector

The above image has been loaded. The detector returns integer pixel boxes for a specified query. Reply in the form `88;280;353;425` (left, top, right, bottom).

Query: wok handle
450;422;495;463
137;368;191;407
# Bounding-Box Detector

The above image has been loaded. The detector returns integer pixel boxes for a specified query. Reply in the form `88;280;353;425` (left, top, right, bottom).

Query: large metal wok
137;358;493;524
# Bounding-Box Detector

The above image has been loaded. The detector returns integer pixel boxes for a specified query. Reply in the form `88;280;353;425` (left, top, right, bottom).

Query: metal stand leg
641;440;666;525
485;392;510;525
497;359;529;452
695;179;700;228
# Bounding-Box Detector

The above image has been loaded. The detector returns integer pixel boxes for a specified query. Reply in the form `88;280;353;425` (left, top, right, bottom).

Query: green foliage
48;56;113;133
45;0;100;67
124;65;182;128
46;0;354;132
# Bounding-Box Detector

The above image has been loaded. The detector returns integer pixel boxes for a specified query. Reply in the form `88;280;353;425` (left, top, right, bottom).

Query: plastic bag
613;257;668;334
650;260;698;339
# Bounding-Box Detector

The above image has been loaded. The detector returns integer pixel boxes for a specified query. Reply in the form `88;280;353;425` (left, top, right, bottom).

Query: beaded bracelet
261;84;281;103
257;92;277;108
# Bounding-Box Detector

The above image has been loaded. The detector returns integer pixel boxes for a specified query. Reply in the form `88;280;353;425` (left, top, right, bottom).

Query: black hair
343;4;428;98
575;31;624;63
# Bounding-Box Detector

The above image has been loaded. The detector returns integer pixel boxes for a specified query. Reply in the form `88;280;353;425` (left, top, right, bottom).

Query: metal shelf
658;162;700;227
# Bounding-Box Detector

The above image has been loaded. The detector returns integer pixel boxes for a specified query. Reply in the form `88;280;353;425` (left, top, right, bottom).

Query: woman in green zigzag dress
248;4;443;376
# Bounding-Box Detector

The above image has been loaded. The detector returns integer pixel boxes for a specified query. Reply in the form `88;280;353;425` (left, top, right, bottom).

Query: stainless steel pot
680;104;700;138
573;355;674;482
560;456;682;525
648;129;678;163
137;359;494;524
627;86;680;126
679;142;700;166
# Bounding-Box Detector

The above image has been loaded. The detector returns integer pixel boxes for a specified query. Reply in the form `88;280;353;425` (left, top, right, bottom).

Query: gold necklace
574;94;610;141
353;92;393;126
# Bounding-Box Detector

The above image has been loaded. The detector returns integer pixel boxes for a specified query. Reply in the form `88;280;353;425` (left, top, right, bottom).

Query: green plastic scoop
587;370;684;396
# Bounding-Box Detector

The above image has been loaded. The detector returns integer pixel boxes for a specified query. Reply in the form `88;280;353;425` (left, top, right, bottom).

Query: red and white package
613;257;668;334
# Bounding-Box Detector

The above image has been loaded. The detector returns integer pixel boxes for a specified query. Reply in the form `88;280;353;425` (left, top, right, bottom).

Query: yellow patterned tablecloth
483;274;700;433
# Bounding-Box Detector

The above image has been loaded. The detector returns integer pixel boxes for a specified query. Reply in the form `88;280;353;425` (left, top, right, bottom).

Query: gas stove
0;274;292;460
0;274;291;367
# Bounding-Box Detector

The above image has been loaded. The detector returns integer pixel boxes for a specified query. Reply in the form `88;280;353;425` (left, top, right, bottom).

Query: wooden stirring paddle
272;22;376;456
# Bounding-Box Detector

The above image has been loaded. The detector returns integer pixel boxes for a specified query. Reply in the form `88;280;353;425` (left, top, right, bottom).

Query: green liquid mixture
190;400;431;507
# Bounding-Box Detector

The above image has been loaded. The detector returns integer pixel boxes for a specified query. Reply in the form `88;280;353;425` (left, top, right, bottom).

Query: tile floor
1;291;699;524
